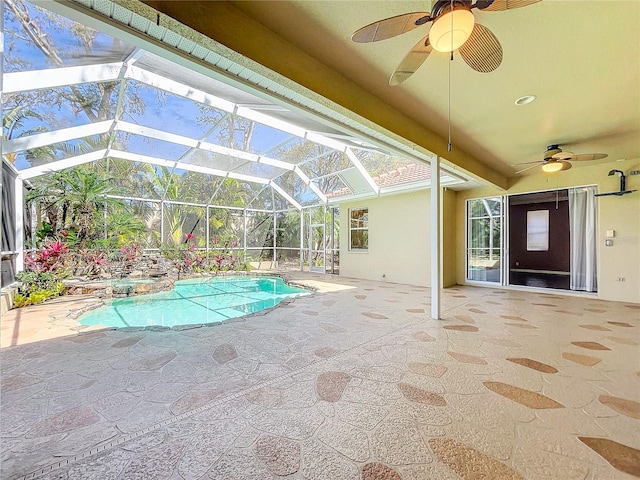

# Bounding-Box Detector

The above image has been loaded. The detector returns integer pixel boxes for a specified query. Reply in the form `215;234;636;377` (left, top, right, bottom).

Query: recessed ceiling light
515;95;536;106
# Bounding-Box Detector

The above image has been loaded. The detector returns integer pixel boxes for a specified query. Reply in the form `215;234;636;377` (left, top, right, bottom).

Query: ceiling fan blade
551;151;574;161
511;160;545;166
514;163;543;175
567;153;608;162
389;36;432;85
458;24;503;73
352;12;430;43
557;161;573;171
477;0;542;11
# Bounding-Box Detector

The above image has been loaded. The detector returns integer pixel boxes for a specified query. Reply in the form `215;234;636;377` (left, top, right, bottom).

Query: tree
27;167;121;247
4;0;145;168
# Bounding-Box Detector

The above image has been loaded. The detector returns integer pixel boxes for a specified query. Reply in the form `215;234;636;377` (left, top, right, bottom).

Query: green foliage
12;294;32;308
105;210;147;246
27;167;122;247
15;271;65;307
35;221;55;243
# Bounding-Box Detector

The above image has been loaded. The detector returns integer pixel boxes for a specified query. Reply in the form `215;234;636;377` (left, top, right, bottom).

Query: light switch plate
606;230;615;238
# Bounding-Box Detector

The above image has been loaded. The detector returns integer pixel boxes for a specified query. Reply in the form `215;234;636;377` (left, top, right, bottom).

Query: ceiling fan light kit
429;8;475;52
541;160;571;173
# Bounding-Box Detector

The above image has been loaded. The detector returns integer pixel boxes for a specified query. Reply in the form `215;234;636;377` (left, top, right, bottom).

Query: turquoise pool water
79;276;309;328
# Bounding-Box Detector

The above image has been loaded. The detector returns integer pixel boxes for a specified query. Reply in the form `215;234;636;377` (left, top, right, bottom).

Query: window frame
349;207;369;252
465;196;503;284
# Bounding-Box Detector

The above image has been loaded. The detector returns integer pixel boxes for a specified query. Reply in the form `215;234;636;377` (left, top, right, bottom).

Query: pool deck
1;272;639;479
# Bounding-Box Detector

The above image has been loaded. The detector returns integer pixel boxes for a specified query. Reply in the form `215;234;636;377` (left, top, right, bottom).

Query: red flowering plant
76;249;109;277
118;242;143;272
25;239;69;274
209;235;244;271
178;235;205;273
16;239;70;307
120;242;142;262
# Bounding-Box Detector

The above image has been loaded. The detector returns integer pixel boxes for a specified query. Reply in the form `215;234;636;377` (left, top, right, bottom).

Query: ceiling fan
352;0;541;85
513;145;608;174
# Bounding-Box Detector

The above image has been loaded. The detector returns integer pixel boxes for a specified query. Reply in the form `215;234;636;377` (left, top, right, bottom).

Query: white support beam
2;121;113;154
115;120;295;172
111;150;173;169
269;181;302;210
293;167;328;204
306;132;348;152
236;107;307;138
14;176;24;272
107;49;144;150
109;150;270;185
116;121;199;148
345;148;380;195
237;106;364;156
19;150;108;179
255;156;296;171
3;63;123;93
430;155;441;320
126;65;235;113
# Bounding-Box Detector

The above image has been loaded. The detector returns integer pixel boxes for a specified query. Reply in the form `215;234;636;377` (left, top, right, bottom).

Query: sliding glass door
466;197;503;283
466;188;597;291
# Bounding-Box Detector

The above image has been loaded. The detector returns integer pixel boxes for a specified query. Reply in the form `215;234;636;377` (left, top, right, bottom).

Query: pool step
1;286;18;314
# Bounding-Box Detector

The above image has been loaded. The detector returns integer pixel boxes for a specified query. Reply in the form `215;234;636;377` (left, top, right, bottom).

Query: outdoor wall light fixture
608;169;626;190
594;169;637;197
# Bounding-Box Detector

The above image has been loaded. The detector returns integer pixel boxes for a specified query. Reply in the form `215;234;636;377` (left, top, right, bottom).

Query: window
349;208;368;251
526;210;549;251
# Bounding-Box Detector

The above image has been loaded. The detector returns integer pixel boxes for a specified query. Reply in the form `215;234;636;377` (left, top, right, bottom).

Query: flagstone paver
1;272;638;479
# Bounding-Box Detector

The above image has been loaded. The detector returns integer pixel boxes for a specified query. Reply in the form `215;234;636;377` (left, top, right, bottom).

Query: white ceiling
228;0;640;178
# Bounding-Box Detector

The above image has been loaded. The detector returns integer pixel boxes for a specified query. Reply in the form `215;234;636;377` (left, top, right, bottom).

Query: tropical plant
24;239;70;273
14;270;66;307
27;167;121;247
105;210;147;246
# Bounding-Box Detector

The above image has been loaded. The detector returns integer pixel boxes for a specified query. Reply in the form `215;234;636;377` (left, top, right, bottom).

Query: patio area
1;272;639;479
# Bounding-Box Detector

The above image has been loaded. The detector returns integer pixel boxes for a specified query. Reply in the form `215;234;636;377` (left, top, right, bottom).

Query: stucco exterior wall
455;159;640;304
339;190;430;287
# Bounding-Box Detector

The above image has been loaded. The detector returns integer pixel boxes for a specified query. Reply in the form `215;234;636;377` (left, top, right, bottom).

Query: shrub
14;271;65;307
120;242;142;262
25;239;70;274
13;294;29;308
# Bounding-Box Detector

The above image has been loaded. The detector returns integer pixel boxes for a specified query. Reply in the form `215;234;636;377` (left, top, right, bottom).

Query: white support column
205;207;210;265
299;210;304;272
243;209;248;262
14;176;24;272
430;156;441;320
272;208;277;268
160;200;165;244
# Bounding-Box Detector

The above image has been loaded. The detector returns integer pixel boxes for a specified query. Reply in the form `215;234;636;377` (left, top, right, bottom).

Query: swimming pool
79;276;309;328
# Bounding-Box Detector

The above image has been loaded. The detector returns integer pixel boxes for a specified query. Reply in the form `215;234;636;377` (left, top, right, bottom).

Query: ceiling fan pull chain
447;0;454;152
448;42;452;152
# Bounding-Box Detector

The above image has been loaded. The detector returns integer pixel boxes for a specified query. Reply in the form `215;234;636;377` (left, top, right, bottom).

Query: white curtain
568;186;597;291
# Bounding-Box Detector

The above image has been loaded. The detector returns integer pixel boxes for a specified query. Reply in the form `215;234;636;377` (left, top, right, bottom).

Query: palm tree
28;167;122;247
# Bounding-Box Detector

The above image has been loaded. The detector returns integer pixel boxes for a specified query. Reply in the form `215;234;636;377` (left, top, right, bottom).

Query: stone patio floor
1;272;639;479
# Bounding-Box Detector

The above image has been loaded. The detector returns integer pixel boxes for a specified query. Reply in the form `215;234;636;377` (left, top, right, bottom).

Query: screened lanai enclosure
1;0;466;285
